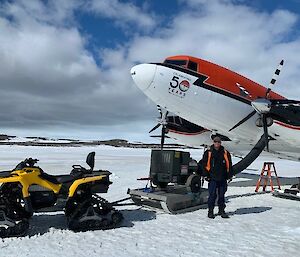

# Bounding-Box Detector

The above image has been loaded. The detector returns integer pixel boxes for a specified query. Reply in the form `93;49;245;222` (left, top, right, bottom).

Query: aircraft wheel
186;174;201;193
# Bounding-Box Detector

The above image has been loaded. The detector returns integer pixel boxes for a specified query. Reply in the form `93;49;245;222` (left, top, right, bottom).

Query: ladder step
255;162;281;192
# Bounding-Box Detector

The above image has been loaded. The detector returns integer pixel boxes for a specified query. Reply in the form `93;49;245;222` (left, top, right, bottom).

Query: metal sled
273;188;300;201
128;185;209;214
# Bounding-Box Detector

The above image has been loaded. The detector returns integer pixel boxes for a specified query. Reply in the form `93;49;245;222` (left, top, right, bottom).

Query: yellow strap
206;151;212;172
206;149;230;173
223;150;230;172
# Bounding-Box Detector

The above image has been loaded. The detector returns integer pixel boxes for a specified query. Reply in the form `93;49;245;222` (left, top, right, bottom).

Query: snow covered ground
0;145;299;257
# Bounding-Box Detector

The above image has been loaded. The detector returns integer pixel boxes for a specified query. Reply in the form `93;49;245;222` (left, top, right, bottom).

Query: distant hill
0;135;193;149
0;134;16;140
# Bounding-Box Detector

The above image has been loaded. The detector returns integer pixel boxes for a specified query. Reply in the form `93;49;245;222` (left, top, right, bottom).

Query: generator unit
150;150;199;191
128;149;208;214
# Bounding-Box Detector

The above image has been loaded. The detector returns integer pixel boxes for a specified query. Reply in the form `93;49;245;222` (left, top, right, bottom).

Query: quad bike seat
55;175;77;184
38;168;111;186
40;172;77;184
36;152;100;185
38;173;80;185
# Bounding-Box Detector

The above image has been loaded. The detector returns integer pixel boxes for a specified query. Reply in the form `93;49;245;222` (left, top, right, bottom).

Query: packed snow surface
0;145;299;257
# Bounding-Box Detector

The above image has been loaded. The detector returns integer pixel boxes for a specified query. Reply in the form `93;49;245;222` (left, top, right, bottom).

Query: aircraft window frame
187;61;198;72
164;59;187;67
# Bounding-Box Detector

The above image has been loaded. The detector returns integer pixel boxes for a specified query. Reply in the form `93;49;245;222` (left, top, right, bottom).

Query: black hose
232;135;266;176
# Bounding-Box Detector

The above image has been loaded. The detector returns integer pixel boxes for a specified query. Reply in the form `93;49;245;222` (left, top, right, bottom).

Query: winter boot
218;206;229;218
208;208;215;219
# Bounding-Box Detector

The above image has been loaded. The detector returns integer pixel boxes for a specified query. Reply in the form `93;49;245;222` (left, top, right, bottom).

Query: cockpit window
164;59;187;67
164;59;198;72
187;61;198;72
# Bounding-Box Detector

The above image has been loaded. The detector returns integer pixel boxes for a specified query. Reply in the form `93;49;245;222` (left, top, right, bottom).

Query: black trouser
208;179;228;209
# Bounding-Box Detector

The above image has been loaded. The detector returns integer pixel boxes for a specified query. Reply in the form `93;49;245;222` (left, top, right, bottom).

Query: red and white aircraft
131;55;300;161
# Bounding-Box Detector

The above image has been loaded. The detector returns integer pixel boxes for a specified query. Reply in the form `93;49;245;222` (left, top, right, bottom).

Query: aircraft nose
131;63;157;91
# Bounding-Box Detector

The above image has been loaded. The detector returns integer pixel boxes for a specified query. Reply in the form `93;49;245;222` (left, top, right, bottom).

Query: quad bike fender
0;176;31;198
0;178;33;214
68;175;106;197
0;170;62;197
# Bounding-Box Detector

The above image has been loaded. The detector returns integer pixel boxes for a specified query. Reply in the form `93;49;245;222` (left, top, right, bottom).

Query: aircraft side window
164;59;187;67
187;61;198;72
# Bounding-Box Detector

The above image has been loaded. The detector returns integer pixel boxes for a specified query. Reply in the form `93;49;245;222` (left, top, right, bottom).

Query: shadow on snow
227;206;272;216
27;207;156;237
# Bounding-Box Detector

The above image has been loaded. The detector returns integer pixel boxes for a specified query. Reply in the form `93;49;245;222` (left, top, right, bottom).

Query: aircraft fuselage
131;56;300;160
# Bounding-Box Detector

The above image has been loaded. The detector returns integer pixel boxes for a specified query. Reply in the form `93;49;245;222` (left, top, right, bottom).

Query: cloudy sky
0;0;299;141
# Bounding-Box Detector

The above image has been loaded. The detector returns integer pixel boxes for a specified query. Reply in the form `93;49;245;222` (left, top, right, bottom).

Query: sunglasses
214;141;221;143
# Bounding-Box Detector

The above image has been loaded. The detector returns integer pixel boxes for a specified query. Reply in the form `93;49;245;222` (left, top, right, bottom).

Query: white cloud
0;0;157;141
86;0;157;30
0;13;99;98
110;0;300;99
0;0;300;141
0;0;81;27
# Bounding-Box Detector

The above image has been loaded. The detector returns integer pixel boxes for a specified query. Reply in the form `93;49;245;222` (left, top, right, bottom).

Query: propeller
265;60;284;98
228;110;256;132
262;114;269;151
149;105;169;150
229;60;284;151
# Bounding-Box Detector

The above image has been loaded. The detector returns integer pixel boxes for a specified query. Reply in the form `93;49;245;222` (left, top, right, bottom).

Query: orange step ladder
255;162;281;192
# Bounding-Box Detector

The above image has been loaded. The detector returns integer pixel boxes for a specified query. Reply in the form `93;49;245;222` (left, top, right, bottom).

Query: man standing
202;137;232;219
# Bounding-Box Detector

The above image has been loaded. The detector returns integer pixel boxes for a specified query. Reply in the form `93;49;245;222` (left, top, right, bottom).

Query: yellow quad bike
0;152;123;238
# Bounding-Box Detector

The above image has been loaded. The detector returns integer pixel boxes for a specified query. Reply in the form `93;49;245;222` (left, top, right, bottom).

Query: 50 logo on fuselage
169;76;190;98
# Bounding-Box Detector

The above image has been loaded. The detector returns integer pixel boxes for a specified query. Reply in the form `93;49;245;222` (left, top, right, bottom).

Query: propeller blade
270;99;300;107
229;110;256;131
150;135;170;138
162;110;169;121
156;105;162;118
262;114;269;151
149;123;161;133
151;105;169;150
265;59;284;98
161;126;166;150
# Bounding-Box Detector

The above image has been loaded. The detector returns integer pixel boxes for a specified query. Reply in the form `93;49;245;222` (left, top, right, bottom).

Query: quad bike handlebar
24;158;39;167
14;158;39;170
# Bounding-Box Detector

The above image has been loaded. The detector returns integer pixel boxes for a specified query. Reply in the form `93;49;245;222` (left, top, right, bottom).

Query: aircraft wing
162;111;300;162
